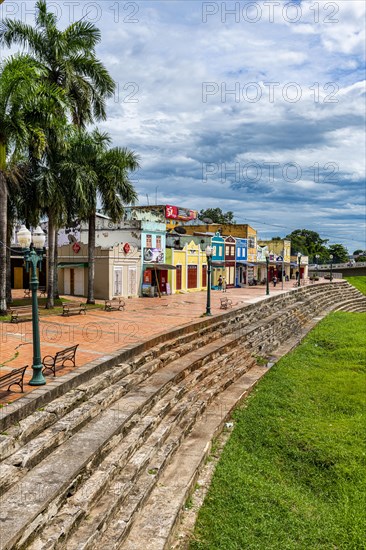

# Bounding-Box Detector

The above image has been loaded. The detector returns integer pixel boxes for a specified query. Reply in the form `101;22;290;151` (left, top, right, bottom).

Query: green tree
353;249;364;256
327;243;349;263
198;208;235;224
286;229;329;259
61;129;139;303
1;0;116;307
0;55;60;314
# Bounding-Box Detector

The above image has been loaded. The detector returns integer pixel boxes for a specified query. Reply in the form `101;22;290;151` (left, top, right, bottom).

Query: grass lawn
345;276;366;296
190;312;366;550
0;298;103;322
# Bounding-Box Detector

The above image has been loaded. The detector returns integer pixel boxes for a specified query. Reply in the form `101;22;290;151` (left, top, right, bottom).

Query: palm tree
1;0;116;307
61;129;139;303
0;55;61;315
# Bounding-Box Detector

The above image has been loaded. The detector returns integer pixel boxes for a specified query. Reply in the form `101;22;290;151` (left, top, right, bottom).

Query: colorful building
235;238;248;286
211;232;225;286
165;240;207;294
224;236;236;287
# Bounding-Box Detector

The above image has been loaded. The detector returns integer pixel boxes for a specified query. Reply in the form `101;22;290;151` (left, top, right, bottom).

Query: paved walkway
0;280;325;406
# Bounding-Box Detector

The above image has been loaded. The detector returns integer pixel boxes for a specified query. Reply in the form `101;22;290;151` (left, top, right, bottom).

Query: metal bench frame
42;344;79;376
62;302;86;316
220;297;233;310
9;306;36;323
104;298;125;312
0;365;28;392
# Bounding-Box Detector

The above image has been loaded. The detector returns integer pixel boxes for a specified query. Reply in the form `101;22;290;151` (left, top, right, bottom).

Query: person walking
218;275;223;291
222;276;227;292
272;275;277;287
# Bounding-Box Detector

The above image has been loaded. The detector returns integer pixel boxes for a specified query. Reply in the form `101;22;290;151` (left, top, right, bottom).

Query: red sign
165;205;197;221
72;242;81;254
123;243;131;254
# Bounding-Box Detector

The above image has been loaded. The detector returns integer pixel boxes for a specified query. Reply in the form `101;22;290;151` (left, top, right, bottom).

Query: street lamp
315;254;319;278
297;252;302;287
17;225;46;386
329;254;333;282
264;250;270;295
205;245;213;316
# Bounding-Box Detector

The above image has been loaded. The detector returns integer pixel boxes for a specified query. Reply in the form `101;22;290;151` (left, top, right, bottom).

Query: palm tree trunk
46;214;55;309
53;227;59;299
0;149;8;315
87;212;95;304
6;220;12;304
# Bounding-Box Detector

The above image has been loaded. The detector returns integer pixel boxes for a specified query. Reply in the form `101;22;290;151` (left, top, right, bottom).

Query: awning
211;262;225;267
236;261;255;266
58;262;88;269
144;263;177;270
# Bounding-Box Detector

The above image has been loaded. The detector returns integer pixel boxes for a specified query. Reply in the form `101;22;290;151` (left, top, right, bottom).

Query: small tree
327;243;349;263
198;208;235;224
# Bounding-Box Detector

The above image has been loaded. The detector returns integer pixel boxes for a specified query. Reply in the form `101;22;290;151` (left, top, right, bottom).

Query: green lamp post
297;252;302;287
315;254;319;278
17;225;46;386
265;250;270;296
205;245;213;316
329;254;333;282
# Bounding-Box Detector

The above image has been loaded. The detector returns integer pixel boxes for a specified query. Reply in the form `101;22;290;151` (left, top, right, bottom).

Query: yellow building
166;240;207;293
183;223;257;262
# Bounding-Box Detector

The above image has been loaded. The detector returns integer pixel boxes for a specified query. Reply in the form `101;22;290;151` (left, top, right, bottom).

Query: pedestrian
272;275;277;287
218;275;223;291
222;277;227;292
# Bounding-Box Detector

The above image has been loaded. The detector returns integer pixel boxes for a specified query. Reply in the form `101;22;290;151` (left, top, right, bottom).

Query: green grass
345;276;366;296
190;312;366;550
0;298;103;322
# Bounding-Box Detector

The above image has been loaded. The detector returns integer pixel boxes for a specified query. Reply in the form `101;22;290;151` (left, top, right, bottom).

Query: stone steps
0;325;254;550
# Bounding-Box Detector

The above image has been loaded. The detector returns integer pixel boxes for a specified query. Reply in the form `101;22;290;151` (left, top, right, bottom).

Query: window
219;246;223;256
156;235;161;249
225;245;229;256
238;248;241;257
248;236;256;248
146;234;152;247
230;246;235;256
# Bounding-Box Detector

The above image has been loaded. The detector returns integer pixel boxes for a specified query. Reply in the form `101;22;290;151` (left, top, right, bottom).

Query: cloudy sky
1;0;365;252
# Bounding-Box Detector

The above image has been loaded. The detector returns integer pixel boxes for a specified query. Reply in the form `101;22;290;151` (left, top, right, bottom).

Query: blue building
235;238;248;286
211;232;225;287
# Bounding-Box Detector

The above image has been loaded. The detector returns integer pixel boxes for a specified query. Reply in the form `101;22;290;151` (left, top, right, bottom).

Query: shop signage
72;242;81;254
276;255;284;262
123;243;131;254
165;205;197;221
143;248;164;263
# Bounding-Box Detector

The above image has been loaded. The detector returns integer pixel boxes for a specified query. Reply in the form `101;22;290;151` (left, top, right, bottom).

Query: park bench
0;365;28;393
23;286;47;298
9;305;37;323
104;297;125;312
220;297;233;309
42;344;79;376
62;302;86;316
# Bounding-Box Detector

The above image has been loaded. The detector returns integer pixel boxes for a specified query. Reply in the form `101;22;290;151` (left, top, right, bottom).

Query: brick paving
0;280;327;406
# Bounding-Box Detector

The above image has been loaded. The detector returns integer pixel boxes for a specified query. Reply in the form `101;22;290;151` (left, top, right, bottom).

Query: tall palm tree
0;55;62;315
61;129;139;303
1;0;116;307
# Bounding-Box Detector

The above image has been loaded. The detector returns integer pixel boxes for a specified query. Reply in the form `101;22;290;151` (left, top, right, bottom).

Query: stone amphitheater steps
0;281;364;550
0;324;256;550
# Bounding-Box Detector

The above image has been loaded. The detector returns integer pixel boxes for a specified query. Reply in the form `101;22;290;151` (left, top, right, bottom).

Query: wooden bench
23;286;46;298
62;302;86;316
220;297;233;309
0;365;28;393
42;344;79;376
9;305;37;323
104;297;125;312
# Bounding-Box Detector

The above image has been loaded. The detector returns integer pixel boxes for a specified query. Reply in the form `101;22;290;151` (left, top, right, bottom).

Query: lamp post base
29;364;46;386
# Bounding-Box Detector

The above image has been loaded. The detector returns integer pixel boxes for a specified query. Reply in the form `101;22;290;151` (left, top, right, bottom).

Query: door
187;265;197;289
176;265;182;290
70;269;75;295
228;266;235;286
128;266;137;296
202;265;207;287
113;266;123;296
74;268;84;296
14;267;23;289
159;270;168;293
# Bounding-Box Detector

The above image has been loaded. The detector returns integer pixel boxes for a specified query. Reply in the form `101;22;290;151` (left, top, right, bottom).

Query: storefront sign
123;243;131;254
165;205;197;221
143;248;164;263
72;242;81;254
